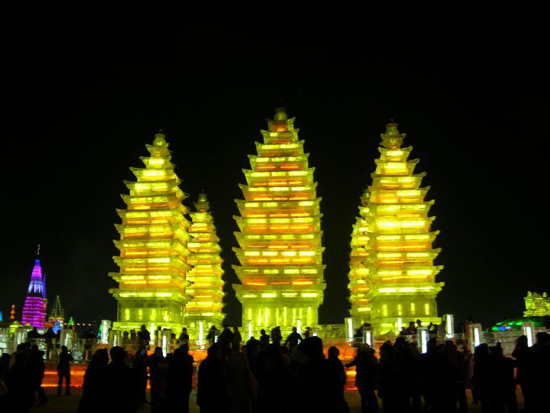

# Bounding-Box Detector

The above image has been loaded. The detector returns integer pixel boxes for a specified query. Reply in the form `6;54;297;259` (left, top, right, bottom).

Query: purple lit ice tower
21;259;46;328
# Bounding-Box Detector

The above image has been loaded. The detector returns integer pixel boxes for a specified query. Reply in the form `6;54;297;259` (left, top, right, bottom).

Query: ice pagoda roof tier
243;168;315;178
109;271;188;282
238;184;318;201
374;158;420;176
236;199;321;217
370;173;427;189
234;215;321;231
366;248;441;266
367;188;431;204
115;225;190;240
248;156;310;172
123;179;182;194
120;195;185;210
254;140;306;156
244;172;315;187
109;288;187;302
234;237;323;251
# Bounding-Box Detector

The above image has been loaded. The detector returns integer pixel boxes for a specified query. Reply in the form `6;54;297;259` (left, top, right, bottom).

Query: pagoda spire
49;295;65;321
109;131;191;331
233;107;325;334
22;256;47;328
186;192;225;335
348;122;444;334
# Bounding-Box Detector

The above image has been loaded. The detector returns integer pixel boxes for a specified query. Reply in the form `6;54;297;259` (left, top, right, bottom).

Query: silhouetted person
29;345;47;406
284;327;303;350
218;325;233;355
472;343;490;411
379;341;400;412
353;327;364;348
148;347;164;409
327;346;349;412
304;327;312;339
178;327;190;345
421;338;456;412
138;324;150;345
259;329;270;348
245;336;261;376
6;345;33;412
0;352;10;409
206;325;218;345
254;342;295;412
271;326;282;347
105;346;136;413
529;332;550;413
169;344;194;413
488;343;517;412
132;348;148;405
445;340;467;413
227;349;257;412
57;345;73;396
295;337;337;411
158;352;172;410
197;344;228;412
347;344;378;413
512;335;531;410
27;327;41;339
78;348;108;412
232;326;242;350
405;321;416;335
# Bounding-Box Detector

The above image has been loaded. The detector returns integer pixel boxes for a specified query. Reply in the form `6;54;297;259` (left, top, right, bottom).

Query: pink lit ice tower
21;248;47;328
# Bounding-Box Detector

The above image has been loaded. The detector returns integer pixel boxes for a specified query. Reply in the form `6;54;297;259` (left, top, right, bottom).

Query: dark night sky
1;8;548;328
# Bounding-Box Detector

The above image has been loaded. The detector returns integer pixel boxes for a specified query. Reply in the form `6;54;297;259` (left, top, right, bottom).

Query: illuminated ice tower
186;192;225;336
350;123;444;334
234;108;325;334
109;132;191;331
22;257;47;329
348;192;372;325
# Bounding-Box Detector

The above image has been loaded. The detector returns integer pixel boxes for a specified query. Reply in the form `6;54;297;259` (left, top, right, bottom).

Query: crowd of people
0;325;549;412
347;331;550;413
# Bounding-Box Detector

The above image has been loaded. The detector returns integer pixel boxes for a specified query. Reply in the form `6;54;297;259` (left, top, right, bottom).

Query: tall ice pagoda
233;108;325;334
48;294;65;332
348;123;444;334
22;256;47;329
186;192;225;336
109;132;191;331
348;191;372;326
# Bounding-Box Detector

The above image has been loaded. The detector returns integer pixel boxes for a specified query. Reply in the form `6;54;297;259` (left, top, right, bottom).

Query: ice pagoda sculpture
348;190;372;326
186;192;225;336
233;108;325;334
524;291;550;317
22;258;47;329
349;122;444;334
48;294;65;327
109;132;191;331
